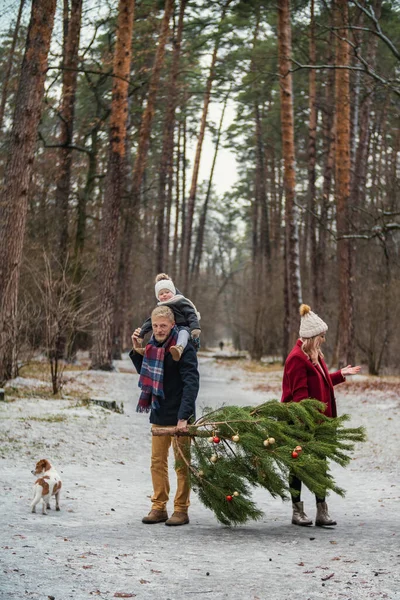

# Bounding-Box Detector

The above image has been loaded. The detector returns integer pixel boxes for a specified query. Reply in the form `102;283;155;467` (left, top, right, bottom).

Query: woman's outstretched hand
341;365;361;376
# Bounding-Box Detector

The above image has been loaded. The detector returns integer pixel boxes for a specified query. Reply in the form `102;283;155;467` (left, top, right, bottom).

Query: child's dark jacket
139;293;200;338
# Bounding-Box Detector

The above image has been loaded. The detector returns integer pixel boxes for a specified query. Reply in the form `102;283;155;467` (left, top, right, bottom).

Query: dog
31;459;62;515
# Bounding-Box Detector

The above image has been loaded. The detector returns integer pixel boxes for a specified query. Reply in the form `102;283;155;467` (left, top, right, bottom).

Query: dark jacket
139;294;200;338
129;342;199;426
281;339;345;418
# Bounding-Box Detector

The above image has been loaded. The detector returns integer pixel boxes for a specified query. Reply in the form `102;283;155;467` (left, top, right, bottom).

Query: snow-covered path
0;355;399;600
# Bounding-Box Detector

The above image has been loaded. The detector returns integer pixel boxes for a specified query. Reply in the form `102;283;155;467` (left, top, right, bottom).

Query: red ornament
292;451;299;458
213;436;220;444
226;495;233;502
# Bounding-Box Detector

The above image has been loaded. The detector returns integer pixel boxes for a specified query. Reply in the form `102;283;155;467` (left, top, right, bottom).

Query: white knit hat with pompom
299;304;328;338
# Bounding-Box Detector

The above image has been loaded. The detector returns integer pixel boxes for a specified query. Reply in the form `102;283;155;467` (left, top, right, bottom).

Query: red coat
281;339;345;418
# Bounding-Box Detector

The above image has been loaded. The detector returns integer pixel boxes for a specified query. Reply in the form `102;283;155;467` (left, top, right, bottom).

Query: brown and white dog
31;459;62;515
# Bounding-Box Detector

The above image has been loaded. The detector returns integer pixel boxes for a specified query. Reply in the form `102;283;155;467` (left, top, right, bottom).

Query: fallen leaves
114;594;136;598
321;573;335;581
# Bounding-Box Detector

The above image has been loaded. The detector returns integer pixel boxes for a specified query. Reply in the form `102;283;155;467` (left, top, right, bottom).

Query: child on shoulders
136;273;201;361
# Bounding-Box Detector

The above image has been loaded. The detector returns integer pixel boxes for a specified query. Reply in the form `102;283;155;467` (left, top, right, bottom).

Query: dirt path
0;355;399;599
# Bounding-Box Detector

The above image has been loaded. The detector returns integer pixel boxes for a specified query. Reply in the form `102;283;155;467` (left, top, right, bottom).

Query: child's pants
177;328;190;348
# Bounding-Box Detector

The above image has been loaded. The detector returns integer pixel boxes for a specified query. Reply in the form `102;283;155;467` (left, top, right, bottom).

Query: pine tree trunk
317;31;335;306
335;0;355;367
181;0;233;291
0;0;26;132
171;121;181;278
307;0;318;307
156;0;187;272
278;0;302;349
0;0;57;382
91;0;135;370
116;0;173;350
54;0;83;266
191;90;230;284
179;109;187;276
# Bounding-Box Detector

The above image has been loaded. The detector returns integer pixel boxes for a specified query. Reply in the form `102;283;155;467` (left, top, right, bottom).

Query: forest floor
0;351;399;600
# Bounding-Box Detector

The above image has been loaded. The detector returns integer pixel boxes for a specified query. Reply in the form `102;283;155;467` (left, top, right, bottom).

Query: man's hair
155;272;172;284
151;305;175;322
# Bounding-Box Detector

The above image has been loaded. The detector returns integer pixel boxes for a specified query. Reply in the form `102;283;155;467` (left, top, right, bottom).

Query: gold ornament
210;454;218;463
232;434;240;443
233;491;240;497
207;437;214;443
263;439;270;447
198;470;204;477
268;437;275;445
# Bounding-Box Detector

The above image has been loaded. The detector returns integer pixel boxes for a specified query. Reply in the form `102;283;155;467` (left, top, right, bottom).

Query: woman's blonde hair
301;335;325;365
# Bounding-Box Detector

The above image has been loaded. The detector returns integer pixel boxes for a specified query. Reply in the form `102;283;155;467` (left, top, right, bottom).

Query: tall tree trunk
335;0;355;366
171;120;181;278
91;0;135;370
156;0;187;272
117;0;173;350
179;108;187;276
307;0;318;307
0;0;57;382
351;1;381;213
181;0;233;291
191;89;230;284
54;0;83;266
278;0;302;352
316;28;336;306
0;0;26;132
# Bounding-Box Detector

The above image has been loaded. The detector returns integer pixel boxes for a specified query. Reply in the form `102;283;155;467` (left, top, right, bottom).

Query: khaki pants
150;425;191;513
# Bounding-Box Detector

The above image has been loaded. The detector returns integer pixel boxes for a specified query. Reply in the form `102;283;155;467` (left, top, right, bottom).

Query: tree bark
334;0;355;366
180;0;233;291
0;0;57;382
91;0;135;370
156;0;187;272
116;0;174;350
278;0;302;351
0;0;26;132
191;89;230;284
307;0;318;307
54;0;83;267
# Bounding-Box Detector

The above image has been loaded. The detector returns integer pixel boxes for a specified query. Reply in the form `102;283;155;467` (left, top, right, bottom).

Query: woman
281;304;360;527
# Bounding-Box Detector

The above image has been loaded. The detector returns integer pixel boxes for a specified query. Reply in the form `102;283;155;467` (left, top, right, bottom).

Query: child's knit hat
299;304;328;339
154;273;176;299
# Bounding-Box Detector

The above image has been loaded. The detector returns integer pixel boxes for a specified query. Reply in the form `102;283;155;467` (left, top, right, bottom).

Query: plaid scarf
136;325;179;413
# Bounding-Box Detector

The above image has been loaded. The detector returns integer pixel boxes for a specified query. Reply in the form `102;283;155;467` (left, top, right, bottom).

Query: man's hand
341;365;361;376
191;329;201;339
176;419;188;432
131;328;144;350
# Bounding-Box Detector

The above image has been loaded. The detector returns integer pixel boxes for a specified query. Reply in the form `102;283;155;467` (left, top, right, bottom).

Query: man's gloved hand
191;329;201;339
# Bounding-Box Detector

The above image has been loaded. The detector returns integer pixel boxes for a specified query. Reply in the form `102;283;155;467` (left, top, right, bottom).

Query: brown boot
292;501;313;526
315;501;337;527
170;345;184;361
142;509;168;524
165;511;189;526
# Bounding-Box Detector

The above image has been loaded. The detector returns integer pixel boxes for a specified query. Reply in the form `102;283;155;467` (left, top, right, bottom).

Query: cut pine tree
153;399;366;526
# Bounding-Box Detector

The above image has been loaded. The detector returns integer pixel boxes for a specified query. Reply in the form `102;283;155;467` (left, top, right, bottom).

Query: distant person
130;305;200;526
281;304;360;527
219;341;224;351
136;273;201;361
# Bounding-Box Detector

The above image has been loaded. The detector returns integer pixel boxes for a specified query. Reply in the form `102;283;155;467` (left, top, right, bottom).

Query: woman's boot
315;501;337;526
292;501;313;526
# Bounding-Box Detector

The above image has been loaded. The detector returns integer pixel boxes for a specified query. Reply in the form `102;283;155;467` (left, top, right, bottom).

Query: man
130;305;199;526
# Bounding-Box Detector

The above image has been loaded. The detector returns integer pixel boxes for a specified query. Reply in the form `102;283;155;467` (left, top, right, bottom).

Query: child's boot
170;345;184;361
